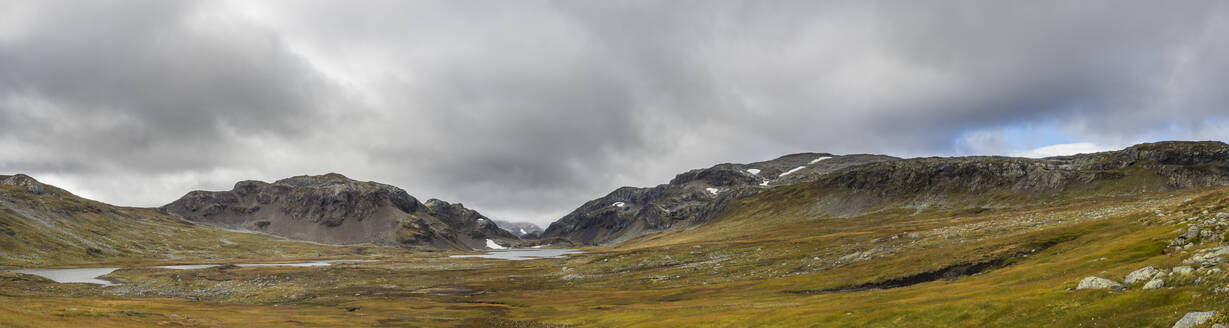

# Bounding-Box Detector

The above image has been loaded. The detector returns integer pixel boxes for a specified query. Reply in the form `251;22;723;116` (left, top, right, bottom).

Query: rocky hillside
802;141;1229;216
539;153;898;245
0;174;351;267
494;220;543;238
542;141;1229;246
161;173;519;250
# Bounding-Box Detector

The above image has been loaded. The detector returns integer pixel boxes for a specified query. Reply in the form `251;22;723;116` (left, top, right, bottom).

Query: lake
449;248;581;261
4;260;375;286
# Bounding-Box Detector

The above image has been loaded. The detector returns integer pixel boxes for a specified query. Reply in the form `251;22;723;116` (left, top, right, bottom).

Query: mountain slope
0;174;355;267
543;141;1229;246
161;173;519;250
539;153;898;245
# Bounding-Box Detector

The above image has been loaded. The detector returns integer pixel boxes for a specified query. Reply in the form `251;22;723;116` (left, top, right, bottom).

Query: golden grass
3;188;1228;327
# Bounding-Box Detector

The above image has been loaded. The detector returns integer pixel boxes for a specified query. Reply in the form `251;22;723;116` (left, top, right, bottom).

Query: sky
2;1;1228;227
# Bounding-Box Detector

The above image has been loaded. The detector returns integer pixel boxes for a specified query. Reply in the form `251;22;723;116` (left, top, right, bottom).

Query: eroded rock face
161;173;518;250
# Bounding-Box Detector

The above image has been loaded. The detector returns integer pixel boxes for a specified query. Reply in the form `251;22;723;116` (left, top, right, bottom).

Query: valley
3;141;1229;327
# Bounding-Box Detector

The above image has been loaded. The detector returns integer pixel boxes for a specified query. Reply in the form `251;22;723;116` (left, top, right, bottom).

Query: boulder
1174;266;1195;275
1125;266;1162;285
1142;279;1165;290
1076;276;1124;290
1172;311;1215;328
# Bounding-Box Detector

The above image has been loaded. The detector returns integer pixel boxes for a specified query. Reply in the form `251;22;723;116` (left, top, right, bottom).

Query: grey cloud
0;0;340;173
1;0;1227;226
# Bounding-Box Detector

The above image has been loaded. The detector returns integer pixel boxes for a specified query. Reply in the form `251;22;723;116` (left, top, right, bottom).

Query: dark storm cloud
1;0;1227;226
0;1;340;173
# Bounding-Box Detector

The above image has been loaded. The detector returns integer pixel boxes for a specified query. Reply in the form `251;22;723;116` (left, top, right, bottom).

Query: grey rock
1125;266;1162;285
1174;266;1196;275
1142;279;1165;290
1076;276;1124;290
1172;311;1216;328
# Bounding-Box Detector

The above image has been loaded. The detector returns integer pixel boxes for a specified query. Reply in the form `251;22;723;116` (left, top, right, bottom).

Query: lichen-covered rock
1142;279;1165;290
1076;276;1124;290
1173;266;1195;275
1172;311;1215;328
1186;246;1229;267
1125;266;1162;285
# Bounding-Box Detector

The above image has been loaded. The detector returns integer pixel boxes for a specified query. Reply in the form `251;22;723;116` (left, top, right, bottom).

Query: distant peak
1;173;47;195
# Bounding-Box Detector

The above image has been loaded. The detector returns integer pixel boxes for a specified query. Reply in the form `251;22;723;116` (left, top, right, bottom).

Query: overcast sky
2;1;1228;227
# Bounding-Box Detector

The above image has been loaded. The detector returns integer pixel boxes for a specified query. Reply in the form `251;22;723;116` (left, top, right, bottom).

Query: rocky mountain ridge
161;173;519;250
538;153;899;245
494;220;543;238
541;141;1229;245
0;174;357;266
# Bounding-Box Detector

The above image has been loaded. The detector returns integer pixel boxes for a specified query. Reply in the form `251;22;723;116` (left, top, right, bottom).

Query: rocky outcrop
494;220;543;238
540;154;898;245
823;141;1229;199
161;173;518;250
1;174;48;195
1172;311;1216;328
1076;276;1124;290
1142;279;1164;290
1124;266;1163;285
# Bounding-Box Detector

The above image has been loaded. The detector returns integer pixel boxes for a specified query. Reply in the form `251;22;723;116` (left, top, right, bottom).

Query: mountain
161;173;519;250
0;174;349;267
542;141;1229;245
493;220;543;238
539;153;897;245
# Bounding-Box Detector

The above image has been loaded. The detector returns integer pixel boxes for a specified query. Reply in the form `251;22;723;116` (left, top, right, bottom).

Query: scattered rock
1125;266;1162;285
1174;266;1195;275
1142;279;1164;290
1076;276;1124;290
1172;311;1215;328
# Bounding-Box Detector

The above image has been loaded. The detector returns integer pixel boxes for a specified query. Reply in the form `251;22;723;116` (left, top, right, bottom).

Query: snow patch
519;228;527;235
809;156;832;164
760;181;770;186
705;187;720;195
746;168;761;175
485;239;506;249
612;202;625;207
778;166;806;177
